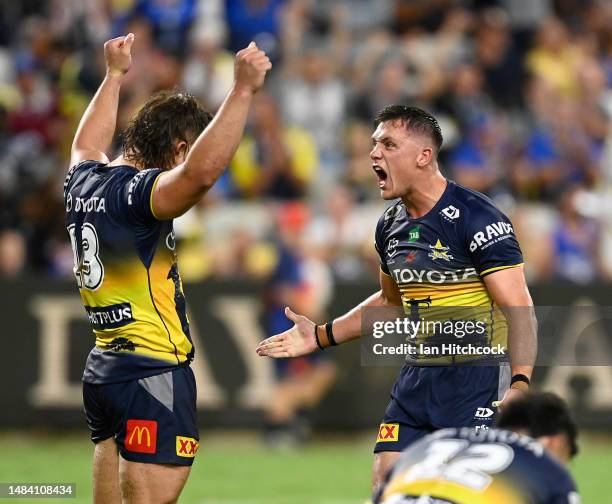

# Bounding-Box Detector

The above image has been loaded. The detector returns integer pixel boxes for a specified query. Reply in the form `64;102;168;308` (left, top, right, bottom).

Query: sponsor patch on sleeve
176;436;199;458
377;423;399;443
125;419;157;454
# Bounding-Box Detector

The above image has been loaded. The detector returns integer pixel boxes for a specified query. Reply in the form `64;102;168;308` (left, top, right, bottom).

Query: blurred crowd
1;0;612;287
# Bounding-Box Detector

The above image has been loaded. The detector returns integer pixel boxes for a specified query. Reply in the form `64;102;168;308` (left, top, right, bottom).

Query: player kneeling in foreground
374;392;580;504
65;34;270;503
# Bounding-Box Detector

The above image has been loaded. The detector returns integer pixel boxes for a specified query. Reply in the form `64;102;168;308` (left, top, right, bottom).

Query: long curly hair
121;90;213;170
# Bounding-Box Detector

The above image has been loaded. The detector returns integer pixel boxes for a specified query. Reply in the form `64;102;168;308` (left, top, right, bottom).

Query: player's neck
401;172;448;219
108;154;143;170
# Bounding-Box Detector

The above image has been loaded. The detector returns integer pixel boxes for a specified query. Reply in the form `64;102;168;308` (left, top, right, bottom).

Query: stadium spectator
342;120;382;201
229;91;318;199
526;17;583;97
133;0;199;58
551;186;602;284
307;185;376;281
0;0;610;284
280;45;346;169
474;8;526;109
0;229;26;277
262;202;337;448
225;0;285;61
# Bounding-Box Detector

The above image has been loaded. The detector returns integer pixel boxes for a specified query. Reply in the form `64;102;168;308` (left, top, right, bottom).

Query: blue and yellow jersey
375;427;580;504
375;181;523;362
64;161;192;384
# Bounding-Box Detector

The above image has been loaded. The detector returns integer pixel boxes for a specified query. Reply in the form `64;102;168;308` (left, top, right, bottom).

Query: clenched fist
104;33;135;77
234;42;272;95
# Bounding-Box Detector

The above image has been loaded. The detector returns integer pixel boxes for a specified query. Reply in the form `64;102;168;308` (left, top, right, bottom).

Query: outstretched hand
256;307;319;358
104;33;134;77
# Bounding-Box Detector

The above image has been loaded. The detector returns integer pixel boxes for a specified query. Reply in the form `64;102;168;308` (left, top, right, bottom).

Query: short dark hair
374;105;443;151
121;90;213;170
495;392;579;458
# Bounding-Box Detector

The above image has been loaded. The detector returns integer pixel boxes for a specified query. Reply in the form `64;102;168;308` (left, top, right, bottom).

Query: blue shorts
83;365;199;466
374;363;510;453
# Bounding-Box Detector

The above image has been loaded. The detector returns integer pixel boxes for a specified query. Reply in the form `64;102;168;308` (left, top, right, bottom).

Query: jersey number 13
67;223;104;290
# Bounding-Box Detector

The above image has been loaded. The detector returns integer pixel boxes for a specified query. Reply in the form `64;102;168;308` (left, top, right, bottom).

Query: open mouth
373;165;388;187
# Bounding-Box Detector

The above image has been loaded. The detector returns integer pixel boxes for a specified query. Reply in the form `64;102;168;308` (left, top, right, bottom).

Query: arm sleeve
375;212;390;275
118;168;164;225
466;201;523;277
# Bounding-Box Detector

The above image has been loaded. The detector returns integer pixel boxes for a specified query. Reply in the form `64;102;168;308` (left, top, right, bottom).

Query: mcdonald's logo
125;419;157;454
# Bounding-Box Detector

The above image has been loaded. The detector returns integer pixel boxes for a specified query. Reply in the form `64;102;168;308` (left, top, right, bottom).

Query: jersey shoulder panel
375;201;403;274
447;183;510;234
450;183;524;276
105;166;164;226
63;160;102;202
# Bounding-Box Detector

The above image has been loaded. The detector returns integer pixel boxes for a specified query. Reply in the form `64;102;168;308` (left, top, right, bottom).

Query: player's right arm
150;43;271;220
256;268;402;358
70;33;134;167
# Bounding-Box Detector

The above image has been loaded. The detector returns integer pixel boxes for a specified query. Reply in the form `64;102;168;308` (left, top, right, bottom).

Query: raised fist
104;33;135;77
234;42;272;95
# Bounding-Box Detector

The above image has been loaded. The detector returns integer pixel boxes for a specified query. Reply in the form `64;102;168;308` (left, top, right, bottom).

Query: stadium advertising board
1;279;612;430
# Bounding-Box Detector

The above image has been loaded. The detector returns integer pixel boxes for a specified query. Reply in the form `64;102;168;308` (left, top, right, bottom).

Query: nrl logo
441;205;460;221
387;238;399;258
428;239;453;262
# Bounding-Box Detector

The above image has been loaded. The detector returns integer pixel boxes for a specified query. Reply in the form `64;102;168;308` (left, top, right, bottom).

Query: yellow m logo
128;426;151;447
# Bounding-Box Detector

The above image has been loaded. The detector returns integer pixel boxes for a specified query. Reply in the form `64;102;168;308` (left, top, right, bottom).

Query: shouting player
65;34;270;503
374;392;580;504
256;105;537;491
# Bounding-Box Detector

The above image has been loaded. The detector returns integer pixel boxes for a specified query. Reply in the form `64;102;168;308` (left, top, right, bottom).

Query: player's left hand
494;383;529;409
256;307;319;358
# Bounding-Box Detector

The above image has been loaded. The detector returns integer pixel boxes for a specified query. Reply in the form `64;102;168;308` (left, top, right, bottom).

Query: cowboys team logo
428;239;453;261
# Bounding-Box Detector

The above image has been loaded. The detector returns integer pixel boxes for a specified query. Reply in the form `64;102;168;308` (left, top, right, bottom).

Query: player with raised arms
257;105;537;492
65;33;270;503
374;392;580;504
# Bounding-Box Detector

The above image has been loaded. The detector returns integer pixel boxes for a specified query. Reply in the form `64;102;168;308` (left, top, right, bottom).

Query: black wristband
510;374;530;387
325;321;338;346
314;325;324;351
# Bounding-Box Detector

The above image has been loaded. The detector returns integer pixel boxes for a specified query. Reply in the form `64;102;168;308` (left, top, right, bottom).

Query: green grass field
0;431;611;503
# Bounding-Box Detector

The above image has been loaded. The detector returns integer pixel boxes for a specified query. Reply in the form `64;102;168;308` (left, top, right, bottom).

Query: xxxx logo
176;436;199;458
377;423;399;443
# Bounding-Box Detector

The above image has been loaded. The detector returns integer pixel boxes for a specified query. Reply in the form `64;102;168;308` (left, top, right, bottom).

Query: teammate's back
376;427;577;504
375;393;580;504
65;161;191;383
